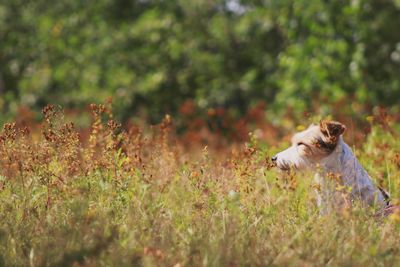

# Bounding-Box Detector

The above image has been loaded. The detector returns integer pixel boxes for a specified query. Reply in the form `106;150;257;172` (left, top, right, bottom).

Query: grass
0;104;400;266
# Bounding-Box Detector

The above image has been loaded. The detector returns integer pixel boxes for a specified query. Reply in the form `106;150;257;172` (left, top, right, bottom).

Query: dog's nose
271;155;277;162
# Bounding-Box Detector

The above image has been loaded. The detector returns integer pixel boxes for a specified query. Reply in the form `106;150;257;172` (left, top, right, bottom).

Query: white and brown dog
272;120;395;215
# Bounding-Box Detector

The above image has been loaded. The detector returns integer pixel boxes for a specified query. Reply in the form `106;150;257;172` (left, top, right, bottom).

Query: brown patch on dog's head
314;120;346;153
319;120;346;142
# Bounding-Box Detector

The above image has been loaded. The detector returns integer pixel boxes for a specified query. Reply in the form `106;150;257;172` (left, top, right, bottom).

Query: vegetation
1;0;400;122
0;105;400;266
1;0;400;265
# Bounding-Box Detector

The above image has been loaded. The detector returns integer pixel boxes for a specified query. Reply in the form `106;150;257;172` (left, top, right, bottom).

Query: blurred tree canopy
1;0;400;122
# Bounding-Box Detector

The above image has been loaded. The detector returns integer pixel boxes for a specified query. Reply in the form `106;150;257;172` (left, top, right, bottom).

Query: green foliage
1;0;400;122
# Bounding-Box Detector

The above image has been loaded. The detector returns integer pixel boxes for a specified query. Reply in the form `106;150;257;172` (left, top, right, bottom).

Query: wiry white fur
273;145;309;170
315;137;385;212
275;135;386;213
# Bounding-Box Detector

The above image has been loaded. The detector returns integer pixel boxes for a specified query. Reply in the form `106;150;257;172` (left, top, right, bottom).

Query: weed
0;106;399;266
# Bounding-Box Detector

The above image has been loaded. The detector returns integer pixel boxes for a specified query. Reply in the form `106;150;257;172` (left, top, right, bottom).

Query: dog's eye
297;142;310;154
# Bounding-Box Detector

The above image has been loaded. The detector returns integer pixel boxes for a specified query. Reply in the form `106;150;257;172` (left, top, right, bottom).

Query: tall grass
0;105;399;266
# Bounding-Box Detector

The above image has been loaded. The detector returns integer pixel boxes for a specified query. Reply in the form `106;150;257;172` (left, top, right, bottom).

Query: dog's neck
316;137;385;206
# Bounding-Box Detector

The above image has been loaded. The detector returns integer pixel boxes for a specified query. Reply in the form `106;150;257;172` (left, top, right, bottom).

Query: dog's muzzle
271;154;290;170
271;148;301;170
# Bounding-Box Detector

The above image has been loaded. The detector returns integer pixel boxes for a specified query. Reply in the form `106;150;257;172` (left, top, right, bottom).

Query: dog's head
272;120;346;171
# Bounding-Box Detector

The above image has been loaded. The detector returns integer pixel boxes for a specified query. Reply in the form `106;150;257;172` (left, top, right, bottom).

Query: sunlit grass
0;105;399;266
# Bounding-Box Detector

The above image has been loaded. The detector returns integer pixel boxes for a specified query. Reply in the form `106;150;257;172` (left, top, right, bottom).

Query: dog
272;120;394;215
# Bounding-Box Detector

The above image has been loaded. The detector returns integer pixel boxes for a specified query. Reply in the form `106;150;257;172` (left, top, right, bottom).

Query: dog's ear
319;120;346;140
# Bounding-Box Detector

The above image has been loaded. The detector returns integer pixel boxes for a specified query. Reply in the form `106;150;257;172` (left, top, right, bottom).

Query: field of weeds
1;104;400;267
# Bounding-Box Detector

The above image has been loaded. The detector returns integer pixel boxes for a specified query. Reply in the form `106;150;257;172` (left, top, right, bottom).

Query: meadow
1;104;400;267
